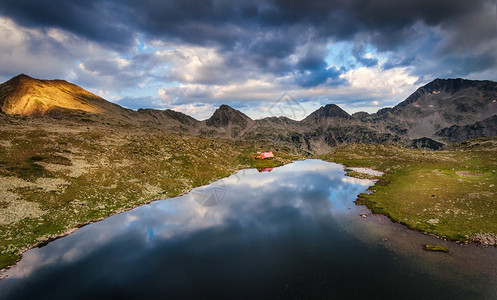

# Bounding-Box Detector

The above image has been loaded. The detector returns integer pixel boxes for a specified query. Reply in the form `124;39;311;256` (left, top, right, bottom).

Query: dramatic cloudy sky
1;0;496;119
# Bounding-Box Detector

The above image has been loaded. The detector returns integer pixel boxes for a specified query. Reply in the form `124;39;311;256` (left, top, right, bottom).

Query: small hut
256;151;274;159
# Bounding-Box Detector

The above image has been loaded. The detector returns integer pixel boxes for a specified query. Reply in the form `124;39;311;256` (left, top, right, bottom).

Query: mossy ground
319;138;497;243
0;117;301;270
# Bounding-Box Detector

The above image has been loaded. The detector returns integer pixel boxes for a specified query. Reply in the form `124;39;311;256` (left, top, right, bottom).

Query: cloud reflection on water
2;160;395;300
5;160;372;281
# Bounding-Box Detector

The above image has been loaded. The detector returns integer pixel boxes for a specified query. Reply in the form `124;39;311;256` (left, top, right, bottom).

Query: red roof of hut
258;151;274;159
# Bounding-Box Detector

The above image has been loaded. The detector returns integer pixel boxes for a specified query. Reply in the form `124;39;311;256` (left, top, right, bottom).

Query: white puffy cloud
0;16;148;94
154;64;420;119
339;66;419;98
0;17;72;79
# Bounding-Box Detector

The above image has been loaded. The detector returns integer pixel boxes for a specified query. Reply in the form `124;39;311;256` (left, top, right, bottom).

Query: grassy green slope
319;138;497;243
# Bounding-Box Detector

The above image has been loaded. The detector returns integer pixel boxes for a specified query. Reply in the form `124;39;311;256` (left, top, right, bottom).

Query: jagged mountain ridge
387;78;497;139
1;74;496;153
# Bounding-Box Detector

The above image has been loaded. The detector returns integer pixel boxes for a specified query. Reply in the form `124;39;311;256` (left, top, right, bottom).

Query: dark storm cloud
127;0;494;80
0;0;495;87
1;0;490;48
129;0;258;47
0;0;134;50
253;0;487;48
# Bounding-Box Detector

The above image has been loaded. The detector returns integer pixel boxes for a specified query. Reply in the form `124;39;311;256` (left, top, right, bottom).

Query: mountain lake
1;159;497;299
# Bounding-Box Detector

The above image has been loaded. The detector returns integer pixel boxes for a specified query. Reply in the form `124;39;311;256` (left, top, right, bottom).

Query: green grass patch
0;253;20;270
319;139;497;242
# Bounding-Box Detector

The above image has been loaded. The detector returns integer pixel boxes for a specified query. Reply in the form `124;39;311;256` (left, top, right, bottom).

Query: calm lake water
1;159;497;299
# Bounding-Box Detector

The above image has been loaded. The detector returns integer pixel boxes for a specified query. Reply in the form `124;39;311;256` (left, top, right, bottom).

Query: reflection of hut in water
256;151;274;159
257;167;273;173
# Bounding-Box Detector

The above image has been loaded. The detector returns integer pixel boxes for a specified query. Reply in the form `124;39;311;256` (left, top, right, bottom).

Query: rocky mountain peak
1;74;36;95
322;104;351;118
206;104;252;128
303;104;351;123
394;78;497;112
11;73;34;82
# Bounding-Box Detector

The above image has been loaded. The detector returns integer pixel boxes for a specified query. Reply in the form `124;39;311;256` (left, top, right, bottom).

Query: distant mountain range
1;74;496;153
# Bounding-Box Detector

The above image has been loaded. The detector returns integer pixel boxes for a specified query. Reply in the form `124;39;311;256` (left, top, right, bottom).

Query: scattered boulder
469;232;497;246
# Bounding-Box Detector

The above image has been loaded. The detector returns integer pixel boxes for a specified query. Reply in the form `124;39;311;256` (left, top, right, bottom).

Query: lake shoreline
342;163;496;248
2;155;495;279
345;167;458;243
4;158;496;299
0;167;245;279
319;142;497;246
0;119;306;275
0;157;301;279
